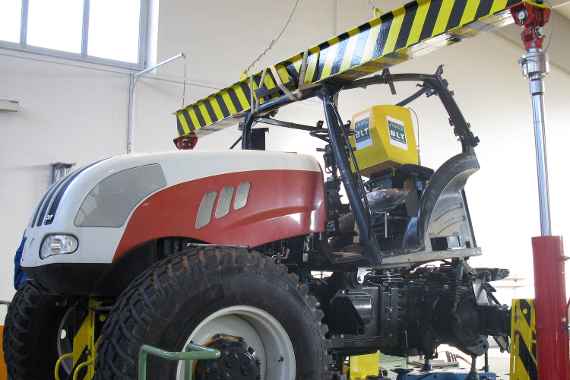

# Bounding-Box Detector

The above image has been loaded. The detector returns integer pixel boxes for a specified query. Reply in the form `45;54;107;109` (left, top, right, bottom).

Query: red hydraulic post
511;2;570;379
532;237;569;380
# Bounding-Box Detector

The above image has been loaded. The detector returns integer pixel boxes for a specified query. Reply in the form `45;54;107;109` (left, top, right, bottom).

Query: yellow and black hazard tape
510;299;538;380
176;0;541;136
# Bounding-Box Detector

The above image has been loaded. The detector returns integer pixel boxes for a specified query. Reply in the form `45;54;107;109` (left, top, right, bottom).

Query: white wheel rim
177;305;296;380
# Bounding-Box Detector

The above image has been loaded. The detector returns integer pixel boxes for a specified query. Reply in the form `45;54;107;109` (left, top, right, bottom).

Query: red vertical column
532;236;570;380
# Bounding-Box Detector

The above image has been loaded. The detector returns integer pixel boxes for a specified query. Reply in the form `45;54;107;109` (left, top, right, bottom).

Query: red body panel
532;236;570;380
114;169;326;260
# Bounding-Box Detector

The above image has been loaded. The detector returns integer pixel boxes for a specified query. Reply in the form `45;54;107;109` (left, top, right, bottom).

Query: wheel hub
195;334;261;380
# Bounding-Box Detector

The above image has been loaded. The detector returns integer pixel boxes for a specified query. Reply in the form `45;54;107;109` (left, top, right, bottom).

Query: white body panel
21;150;321;268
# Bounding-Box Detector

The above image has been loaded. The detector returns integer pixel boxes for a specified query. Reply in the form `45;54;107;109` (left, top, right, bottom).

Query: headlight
40;234;78;259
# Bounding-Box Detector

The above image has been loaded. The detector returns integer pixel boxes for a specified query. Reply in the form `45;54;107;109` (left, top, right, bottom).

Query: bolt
517;10;527;22
536;26;545;38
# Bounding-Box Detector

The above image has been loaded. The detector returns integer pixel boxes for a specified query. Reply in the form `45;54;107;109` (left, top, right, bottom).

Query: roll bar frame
238;66;479;264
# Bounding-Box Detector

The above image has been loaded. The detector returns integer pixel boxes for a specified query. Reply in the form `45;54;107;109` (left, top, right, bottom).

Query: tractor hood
20;150;322;269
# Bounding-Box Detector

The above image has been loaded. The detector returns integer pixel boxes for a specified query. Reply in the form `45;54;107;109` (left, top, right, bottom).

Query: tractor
3;0;528;377
3;67;510;380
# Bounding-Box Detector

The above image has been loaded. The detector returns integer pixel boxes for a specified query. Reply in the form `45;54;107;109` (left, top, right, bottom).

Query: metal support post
511;3;569;380
127;52;186;153
531;237;569;380
520;47;551;236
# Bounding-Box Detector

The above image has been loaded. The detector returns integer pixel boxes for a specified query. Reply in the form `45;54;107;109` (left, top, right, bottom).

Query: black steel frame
238;67;478;264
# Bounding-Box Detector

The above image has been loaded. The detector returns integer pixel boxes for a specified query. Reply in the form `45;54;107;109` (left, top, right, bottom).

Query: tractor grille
32;159;106;227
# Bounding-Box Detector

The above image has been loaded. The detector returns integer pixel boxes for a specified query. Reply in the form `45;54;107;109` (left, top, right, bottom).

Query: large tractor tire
3;282;66;380
94;247;331;380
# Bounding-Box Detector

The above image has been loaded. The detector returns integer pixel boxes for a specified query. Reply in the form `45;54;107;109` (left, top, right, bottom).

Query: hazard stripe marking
475;0;495;20
175;0;534;136
408;0;431;46
203;100;218;123
351;24;372;67
214;94;230;118
176;114;187;135
199;103;213;125
518;335;538;380
362;22;381;62
396;4;417;49
194;105;207;127
227;88;243;112
420;0;444;40
331;33;351;75
460;0;482;25
448;0;468;29
373;16;394;58
511;299;538;380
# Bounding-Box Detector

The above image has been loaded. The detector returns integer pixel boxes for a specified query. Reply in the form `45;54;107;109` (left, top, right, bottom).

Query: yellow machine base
349;352;381;380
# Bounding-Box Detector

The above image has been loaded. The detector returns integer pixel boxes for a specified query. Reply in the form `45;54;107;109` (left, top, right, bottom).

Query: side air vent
195;181;251;229
75;164;166;228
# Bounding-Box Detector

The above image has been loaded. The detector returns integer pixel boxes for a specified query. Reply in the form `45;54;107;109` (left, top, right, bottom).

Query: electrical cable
244;0;302;75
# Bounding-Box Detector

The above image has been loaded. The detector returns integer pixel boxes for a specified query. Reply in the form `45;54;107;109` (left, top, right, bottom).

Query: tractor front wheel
3;282;67;380
94;247;331;380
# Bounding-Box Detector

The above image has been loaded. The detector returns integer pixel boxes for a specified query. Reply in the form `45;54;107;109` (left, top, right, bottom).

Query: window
88;0;142;63
0;0;22;43
0;0;150;68
28;0;84;53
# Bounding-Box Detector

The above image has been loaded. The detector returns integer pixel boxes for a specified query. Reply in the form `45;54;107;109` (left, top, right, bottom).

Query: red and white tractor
4;0;533;376
3;68;510;380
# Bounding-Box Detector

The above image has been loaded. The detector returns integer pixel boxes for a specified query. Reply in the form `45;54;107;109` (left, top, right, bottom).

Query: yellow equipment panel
349;351;381;380
510;299;538;380
350;105;418;176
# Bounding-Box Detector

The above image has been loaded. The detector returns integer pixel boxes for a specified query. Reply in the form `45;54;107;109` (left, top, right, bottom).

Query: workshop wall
0;0;568;303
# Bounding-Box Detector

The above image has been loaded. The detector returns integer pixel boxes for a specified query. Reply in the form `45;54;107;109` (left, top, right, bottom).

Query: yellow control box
350;105;418;177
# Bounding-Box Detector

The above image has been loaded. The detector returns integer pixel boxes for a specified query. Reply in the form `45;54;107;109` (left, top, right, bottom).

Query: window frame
0;0;150;70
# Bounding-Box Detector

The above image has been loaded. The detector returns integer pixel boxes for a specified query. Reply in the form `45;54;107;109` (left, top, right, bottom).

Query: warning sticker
387;117;408;150
354;115;372;150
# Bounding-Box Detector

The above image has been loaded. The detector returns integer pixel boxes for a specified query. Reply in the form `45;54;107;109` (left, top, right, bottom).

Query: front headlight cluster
40;234;78;259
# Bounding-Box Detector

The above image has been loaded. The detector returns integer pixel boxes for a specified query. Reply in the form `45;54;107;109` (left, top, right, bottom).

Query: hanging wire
181;55;188;108
368;0;382;17
244;0;302;75
409;106;422;165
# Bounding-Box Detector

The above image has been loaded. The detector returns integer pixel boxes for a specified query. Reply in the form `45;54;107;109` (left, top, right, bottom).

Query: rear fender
403;153;479;251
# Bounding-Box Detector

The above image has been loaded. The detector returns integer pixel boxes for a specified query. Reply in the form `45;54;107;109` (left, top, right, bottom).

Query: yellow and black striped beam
510;299;538;380
175;0;537;137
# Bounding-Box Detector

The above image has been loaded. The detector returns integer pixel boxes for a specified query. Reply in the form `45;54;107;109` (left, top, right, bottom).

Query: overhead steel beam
175;0;536;137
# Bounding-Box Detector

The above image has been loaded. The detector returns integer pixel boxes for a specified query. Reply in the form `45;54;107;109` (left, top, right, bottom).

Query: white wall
0;0;568;303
